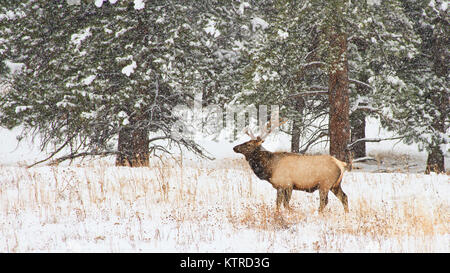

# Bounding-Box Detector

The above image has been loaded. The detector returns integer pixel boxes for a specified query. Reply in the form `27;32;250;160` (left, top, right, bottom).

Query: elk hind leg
331;185;349;212
318;188;329;213
276;188;284;212
282;187;293;210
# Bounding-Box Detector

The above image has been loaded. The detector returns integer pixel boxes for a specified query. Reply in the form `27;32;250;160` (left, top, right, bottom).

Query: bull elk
233;119;349;213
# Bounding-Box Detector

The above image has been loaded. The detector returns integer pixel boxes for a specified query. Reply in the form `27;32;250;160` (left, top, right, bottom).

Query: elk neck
243;146;273;182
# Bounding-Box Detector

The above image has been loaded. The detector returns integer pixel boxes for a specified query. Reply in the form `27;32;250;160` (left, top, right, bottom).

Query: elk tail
332;157;347;186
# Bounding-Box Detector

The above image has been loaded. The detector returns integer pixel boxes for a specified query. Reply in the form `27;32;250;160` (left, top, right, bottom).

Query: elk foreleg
318;189;329;213
276;187;293;211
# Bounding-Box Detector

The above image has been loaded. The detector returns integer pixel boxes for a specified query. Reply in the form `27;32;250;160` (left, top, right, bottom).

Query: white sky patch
277;29;288;39
118;111;129;125
4;60;25;74
117;111;128;118
71;27;91;50
386;75;406;88
81;111;97;119
134;0;145;10
165;37;174;44
233;40;244;51
82;75;96;85
15;105;32;114
252;71;261;83
115;27;132;38
204;20;221;38
66;0;81;5
94;0;104;8
429;0;436;9
0;10;26;21
251;17;269;32
428;0;447;13
121;60;137;77
0;82;10;96
238;2;250;15
367;0;381;5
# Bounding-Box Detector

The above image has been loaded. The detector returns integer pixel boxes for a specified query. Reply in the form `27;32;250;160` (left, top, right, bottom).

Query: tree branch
47;150;121;166
347;136;405;150
289;90;328;98
349;78;373;90
26;135;77;168
301;61;326;68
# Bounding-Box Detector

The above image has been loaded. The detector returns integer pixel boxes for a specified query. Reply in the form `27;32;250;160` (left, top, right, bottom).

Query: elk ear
256;136;264;145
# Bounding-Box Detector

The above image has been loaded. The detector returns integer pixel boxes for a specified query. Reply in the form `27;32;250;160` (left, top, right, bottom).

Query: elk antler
260;118;287;140
243;126;257;140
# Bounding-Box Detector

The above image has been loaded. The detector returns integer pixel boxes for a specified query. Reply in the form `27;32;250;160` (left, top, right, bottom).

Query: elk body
233;122;349;213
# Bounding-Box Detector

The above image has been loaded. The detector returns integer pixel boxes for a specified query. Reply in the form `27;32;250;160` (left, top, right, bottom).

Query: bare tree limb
349;78;373;90
148;136;171;143
351;156;377;163
26;135;77;168
299;130;328;154
347;136;405;150
47;150;121;166
289;90;328;98
301;61;326;68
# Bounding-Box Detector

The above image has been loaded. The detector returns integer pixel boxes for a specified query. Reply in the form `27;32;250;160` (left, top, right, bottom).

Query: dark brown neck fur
243;146;274;181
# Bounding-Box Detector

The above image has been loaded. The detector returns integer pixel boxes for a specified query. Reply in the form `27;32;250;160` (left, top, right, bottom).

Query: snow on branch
351;156;377;163
289;90;328;98
301;61;326;68
347;136;405;150
349;78;373;90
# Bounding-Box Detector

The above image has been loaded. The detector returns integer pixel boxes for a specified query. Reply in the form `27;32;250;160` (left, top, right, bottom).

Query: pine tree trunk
291;119;300;153
425;91;447;174
116;115;149;167
425;16;448;174
350;111;366;159
116;126;133;166
328;31;350;163
425;145;445;174
131;125;150;167
291;97;305;153
425;92;447;174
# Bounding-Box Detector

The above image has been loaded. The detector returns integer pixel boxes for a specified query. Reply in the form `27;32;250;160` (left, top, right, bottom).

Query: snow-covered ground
0;119;448;252
0;160;448;252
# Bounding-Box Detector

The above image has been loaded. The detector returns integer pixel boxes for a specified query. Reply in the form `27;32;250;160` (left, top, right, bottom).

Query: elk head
232;136;264;155
233;119;287;157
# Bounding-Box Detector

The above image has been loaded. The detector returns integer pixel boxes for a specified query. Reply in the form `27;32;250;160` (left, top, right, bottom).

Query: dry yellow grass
0;157;448;252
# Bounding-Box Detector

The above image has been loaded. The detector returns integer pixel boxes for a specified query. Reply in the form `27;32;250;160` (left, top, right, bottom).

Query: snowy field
0;159;448;252
0;120;449;253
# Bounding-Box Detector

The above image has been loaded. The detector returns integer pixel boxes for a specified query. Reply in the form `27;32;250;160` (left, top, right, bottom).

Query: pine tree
388;0;448;173
239;0;419;163
0;0;243;166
